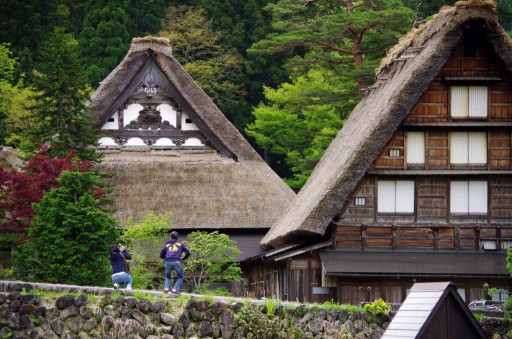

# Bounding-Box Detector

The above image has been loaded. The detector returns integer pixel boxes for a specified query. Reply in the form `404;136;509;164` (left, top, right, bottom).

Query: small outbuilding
382;282;486;339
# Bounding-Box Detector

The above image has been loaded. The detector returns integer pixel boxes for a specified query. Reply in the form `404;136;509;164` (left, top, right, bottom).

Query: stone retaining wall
0;281;390;338
0;281;510;338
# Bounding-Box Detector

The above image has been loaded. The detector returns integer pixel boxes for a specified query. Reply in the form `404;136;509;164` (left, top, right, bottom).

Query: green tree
121;211;172;290
78;0;130;87
0;43;35;147
248;0;415;189
251;0;415;92
13;170;119;285
21;27;99;161
125;0;168;38
184;231;242;293
158;5;247;128
498;0;512;33
247;68;353;189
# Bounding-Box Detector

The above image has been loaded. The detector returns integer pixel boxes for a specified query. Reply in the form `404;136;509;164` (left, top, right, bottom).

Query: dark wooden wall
372;130;512;170
340;176;512;227
336;277;509;306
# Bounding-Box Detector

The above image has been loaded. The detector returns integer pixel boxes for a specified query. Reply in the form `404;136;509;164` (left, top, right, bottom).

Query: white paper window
389;149;400;157
355;197;366;206
378;180;414;213
451;86;488;118
450;181;487;214
450;132;487;164
406;132;425;164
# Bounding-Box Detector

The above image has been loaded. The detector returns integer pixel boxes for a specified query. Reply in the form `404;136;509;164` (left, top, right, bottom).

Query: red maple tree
0;145;93;235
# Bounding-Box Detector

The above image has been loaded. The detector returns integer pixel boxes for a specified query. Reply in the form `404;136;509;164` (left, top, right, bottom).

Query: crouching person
109;244;132;290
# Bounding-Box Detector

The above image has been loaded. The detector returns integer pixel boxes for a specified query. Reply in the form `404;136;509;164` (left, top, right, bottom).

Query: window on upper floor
377;180;414;213
450;180;487;214
450;86;488;118
406;131;425;164
450;132;487;164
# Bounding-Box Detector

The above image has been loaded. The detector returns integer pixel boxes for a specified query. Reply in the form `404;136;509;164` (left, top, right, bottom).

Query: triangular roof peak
89;36;262;161
382;282;486;338
262;3;512;248
88;36;296;230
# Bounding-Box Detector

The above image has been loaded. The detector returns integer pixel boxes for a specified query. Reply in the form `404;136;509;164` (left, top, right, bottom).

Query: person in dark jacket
160;231;190;294
109;244;132;290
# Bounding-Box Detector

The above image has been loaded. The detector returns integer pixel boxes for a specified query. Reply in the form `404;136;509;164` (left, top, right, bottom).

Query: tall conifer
21;27;99;161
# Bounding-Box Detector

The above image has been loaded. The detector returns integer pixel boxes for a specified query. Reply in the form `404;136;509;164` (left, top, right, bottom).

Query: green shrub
237;303;282;338
265;298;281;315
0;268;14;280
364;298;391;315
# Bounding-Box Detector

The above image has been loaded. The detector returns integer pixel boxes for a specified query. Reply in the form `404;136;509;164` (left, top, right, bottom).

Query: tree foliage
0;147;93;236
158;5;247;128
13;170;118;285
0;43;35;147
21;27;99;161
498;0;512;33
248;0;415;189
121;211;172;289
247;68;354;189
183;231;242;292
78;0;130;87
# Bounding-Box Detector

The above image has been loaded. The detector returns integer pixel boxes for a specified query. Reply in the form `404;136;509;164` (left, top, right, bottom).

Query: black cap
170;231;179;239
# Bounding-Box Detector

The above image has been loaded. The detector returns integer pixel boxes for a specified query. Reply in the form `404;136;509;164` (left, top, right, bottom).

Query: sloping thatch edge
261;6;512;249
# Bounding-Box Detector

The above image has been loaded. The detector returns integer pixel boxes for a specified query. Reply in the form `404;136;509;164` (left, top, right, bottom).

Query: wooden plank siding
335;224;512;252
372;130;511;171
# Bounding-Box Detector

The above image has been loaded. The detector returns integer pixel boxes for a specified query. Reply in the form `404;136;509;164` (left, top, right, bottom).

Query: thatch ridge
262;5;512;248
132;36;170;46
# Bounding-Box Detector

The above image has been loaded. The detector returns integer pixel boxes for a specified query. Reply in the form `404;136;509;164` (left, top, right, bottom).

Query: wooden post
475;226;481;251
392;224;398;251
361;224;367;251
432;227;439;251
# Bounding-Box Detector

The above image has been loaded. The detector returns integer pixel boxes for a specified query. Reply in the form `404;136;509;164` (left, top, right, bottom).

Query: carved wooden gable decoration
98;57;215;150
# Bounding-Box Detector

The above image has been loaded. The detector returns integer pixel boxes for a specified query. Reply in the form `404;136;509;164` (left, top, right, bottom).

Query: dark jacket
160;239;191;263
110;249;131;275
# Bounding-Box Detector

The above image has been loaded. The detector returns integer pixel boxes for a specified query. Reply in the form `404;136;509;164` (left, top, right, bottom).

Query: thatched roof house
89;37;295;233
262;1;512;249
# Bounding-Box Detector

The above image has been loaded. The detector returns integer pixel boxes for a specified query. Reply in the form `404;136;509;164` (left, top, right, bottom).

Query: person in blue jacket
160;231;191;294
109;244;132;290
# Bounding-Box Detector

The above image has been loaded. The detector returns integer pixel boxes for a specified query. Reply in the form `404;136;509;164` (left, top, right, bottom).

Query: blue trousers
112;272;132;287
164;261;184;291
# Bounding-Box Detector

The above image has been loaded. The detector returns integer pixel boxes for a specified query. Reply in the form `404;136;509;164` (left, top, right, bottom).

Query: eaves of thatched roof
261;3;512;248
95;150;295;229
89;37;295;229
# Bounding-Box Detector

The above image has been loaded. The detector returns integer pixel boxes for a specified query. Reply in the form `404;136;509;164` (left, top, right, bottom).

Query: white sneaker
126;286;132;290
114;283;119;290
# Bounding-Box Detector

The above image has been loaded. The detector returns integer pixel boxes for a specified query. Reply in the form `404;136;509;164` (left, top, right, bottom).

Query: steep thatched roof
262;3;512;248
90;38;295;229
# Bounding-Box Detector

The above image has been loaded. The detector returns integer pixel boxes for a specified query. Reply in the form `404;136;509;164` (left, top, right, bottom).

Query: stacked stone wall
0;281;510;338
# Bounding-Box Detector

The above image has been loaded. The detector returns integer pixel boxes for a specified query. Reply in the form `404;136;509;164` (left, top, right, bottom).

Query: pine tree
21;27;99;161
78;0;130;87
13;170;118;285
247;0;416;189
